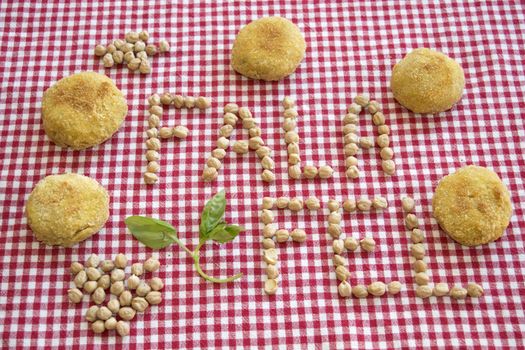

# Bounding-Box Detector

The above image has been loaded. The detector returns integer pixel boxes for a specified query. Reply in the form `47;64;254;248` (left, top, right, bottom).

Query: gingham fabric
1;1;524;349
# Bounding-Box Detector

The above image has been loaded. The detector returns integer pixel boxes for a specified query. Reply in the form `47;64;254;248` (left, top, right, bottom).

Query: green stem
173;237;193;257
192;241;243;283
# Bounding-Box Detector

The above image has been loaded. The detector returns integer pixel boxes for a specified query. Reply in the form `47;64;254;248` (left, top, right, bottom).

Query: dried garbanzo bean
343;199;356;212
347;102;362;114
416;285;433;298
148;114;160;128
282;97;295;109
433;283;449;297
86;254;100;268
376;134;390;148
146;127;158;139
291;229;306;242
261;156;275;170
352;284;369;298
343;123;357;135
125;31;139;43
242;118;257;129
195;96;211;109
411;229;424;243
262;197;275;210
381;160;396;175
359;137;374;149
145;291;162;305
114;254;127;269
238;107;252;120
110;281;125;296
415;272;430;285
276;197;289;209
372;112;385;126
138;30;149;41
378;125;390;135
360;237;376;252
368;281;386;296
380;147;394;160
335;265;351;281
344;143;359;156
112;50;124;64
85;305;99;322
70;262;84;275
367;100;381;114
288;154;301;165
284;131;299;144
119;290;133;306
92;287;106;304
159;39;170;52
305;197;320;210
68;288;83;303
354;94;370;107
103;53;114;67
261;170;275;182
97;306;112;321
263;224;277;238
262;238;275;249
134;41;146;52
127;275;140;290
413;260;427;273
206;157;221;170
74;270;87;288
144;257;160;272
387;281;402;295
333;254;347;267
223;103;239;115
344;133;359;145
149;277;164;291
105;317;117;330
94;45;107;56
136;282;152;297
411;244;425;260
84;281;97;294
343;113;358;125
173;95;184;108
405;214;419;229
260;209;274;224
263;248;278;265
283;107;298;119
266;265;279;279
118;307;136;321
212;148;226;160
338;281;352;298
467;283;483;297
287;142;300;155
91;320;105;334
107;299;120;314
264;279;278;295
173;126;189;139
345;166;360;179
327;224;342;239
219;124;234;138
289;165;302;179
328;212;341;225
332;239;345;254
143;172;158;185
357;198;372;211
303;165;318;179
318;165;333;179
202;167;218;182
372;196;388;210
127;58;141;71
256;146;272;159
401;197;415;213
345;156;358;168
249;127;262;137
450;286;468;300
216;136;230;149
145;44;157;56
283;118;296;132
327;200;340;212
288;198;303;212
158;127;173;139
184;97;195;109
124;51;135;63
344;237;358;251
116;320;130;337
275;229;289;243
249;136;264;150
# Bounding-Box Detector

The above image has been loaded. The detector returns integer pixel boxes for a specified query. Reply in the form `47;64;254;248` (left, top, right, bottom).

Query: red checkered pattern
1;1;524;348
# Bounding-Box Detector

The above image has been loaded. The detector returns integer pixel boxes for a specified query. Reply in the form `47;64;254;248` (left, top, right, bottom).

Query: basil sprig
125;190;244;283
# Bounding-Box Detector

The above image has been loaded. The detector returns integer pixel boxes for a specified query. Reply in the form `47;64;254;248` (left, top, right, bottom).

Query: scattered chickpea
144;172;158;185
110;281;125;296
256;146;272;159
289;165;302;179
148;115;160;129
333;254;347;267
127;275;140;290
219;124;234;138
84;281;98;294
328;212;342;225
263;224;277;238
283;118;296;132
223;103;239;115
125;31;139;43
262;238;275;249
145;44;157;56
114;254;128;269
159;40;170;52
136;282;152;297
98;275;111;290
346;166;360;179
343;113;358;125
111;269;125;283
102;53;114;67
91;320;106;334
261;156;275;170
212;148;226;160
68;288;83;303
146;150;160;162
146;291;162;305
360;237;376;252
144;257;160;272
359;137;374;149
372;112;385;126
105;317;118;331
127;58;141;71
376;134;390;148
195;96;211;109
70;262;84;275
94;45;107;56
202;167;218;182
116;320;130;337
345;156;358;168
86;254;100;268
118;307;136;321
347;102;362;114
85;305;99;322
96;306;112;321
92;287;106;305
354;95;370;107
131;297;149;312
112;50;124;64
74;270;87;288
287;143;300;155
100;260;115;273
284;131;299;144
134;41;146;52
344;143;359;156
86;268;101;281
411;244;425;260
282;97;295;109
327;200;340;212
249;127;262;137
378;125;390;135
262;197;275;210
173;125;189;139
138;30;149;41
411;229;424;244
343;124;357;135
318;165;333;179
124;51;136;63
216;136;230;150
173;95;185;108
107;299;120;314
367;100;381;114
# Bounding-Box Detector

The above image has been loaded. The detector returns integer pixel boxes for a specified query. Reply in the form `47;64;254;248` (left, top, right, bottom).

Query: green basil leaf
125;216;179;249
199;190;226;241
209;224;244;244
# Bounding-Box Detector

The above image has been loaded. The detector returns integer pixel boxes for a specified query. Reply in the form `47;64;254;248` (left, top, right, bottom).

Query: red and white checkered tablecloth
1;0;524;348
